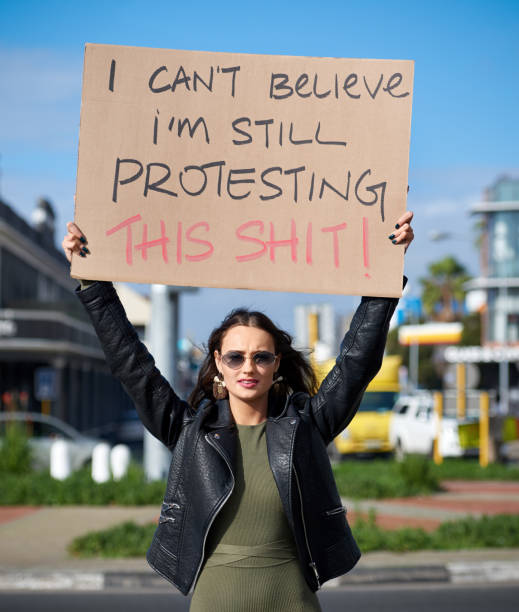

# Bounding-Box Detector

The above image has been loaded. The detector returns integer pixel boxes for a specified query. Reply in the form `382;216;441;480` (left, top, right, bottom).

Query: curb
1;562;518;591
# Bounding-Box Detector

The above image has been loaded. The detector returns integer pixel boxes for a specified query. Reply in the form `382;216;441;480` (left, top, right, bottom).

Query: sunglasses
220;351;277;369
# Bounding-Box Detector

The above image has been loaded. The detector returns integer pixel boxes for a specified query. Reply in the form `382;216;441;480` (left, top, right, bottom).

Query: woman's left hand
389;210;414;254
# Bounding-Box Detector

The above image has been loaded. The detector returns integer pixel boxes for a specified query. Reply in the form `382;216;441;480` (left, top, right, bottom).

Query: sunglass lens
254;352;276;366
222;353;244;368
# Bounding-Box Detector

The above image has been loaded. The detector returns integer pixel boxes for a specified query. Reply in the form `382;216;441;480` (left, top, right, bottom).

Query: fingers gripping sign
388;209;414;254
62;222;89;263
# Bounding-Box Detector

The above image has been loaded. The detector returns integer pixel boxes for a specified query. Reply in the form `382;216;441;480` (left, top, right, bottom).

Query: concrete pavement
0;480;518;590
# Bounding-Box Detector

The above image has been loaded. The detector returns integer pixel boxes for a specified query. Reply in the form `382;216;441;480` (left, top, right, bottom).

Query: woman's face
214;325;280;407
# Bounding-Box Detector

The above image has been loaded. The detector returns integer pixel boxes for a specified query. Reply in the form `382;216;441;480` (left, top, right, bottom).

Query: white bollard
110;444;131;481
91;442;111;483
50;439;72;480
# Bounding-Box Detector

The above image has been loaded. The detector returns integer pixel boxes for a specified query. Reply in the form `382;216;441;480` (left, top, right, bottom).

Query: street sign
34;367;57;401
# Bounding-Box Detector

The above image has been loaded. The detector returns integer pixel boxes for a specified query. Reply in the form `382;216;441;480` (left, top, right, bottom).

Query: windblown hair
188;308;318;409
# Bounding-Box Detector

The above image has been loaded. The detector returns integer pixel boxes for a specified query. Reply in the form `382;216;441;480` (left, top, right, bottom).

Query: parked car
389;394;474;460
0;411;102;471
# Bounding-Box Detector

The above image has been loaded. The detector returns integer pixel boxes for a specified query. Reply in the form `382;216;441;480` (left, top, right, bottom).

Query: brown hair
188;308;318;409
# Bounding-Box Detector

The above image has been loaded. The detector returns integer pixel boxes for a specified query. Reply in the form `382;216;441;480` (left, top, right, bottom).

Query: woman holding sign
62;211;414;611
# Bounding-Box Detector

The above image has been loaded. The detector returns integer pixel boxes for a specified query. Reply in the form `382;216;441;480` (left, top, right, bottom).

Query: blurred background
1;1;518;610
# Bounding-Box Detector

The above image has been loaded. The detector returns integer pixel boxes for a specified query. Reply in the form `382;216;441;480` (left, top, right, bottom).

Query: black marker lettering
221;66;240;97
260;167;283;201
227;168;255;199
112;158;144;203
284;166;306;203
270;73;293;99
109;59;116;92
383;73;409;98
343;74;360;98
315;122;347;147
179;165;207;196
149;66;170;93
255;118;274;148
144;163;178;198
363;74;384;99
193;67;214;92
232;117;252;145
171;66;191;92
177;117;210;143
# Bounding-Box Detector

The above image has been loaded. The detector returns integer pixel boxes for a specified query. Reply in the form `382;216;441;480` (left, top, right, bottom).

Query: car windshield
358;392;397;413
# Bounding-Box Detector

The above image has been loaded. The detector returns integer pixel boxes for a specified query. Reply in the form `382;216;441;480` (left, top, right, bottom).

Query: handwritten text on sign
72;45;413;297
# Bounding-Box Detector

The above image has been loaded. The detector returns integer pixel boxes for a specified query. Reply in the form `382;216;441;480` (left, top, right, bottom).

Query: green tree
420;256;471;322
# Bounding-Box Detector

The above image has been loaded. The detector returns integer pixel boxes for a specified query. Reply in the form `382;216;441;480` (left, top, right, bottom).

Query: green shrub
68;521;157;558
333;458;441;499
0;463;165;505
432;458;519;481
398;454;440;494
352;512;519;553
68;512;519;558
0;422;32;474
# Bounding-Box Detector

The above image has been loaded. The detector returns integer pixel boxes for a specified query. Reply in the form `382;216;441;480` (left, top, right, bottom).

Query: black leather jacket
77;281;400;595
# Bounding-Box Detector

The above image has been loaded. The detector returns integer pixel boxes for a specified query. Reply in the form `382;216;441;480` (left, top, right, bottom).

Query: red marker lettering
235;220;267;262
177;221;183;264
134;219;169;263
185;222;214;262
267;219;298;262
305;222;313;265
321;222;347;268
105;214;142;265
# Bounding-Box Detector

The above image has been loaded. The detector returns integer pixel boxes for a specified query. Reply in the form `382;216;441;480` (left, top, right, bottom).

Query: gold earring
213;374;228;399
272;372;284;385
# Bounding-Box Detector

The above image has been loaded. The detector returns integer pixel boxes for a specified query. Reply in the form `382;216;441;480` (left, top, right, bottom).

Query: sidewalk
0;480;518;590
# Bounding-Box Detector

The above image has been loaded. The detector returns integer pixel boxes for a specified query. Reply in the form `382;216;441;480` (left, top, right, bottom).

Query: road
1;582;518;611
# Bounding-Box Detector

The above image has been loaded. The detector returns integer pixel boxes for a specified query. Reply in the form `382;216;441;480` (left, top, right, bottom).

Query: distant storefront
0;197;133;434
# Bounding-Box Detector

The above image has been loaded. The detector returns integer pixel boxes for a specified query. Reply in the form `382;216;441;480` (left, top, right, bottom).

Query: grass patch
333;455;441;499
353;512;519;552
68;521;157;558
333;455;519;499
0;463;165;506
431;458;519;481
68;512;519;558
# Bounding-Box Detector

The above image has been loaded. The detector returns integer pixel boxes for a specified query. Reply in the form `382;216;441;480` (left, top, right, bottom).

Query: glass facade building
468;176;519;345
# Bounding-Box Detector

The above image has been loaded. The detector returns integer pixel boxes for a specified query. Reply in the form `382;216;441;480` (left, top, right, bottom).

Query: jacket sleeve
76;281;191;449
309;281;404;445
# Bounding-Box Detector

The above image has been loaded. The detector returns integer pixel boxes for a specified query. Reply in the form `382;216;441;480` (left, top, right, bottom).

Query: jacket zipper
293;466;321;590
324;505;346;517
189;433;235;594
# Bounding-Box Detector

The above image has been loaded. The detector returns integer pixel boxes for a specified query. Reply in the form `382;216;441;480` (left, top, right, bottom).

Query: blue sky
1;0;518;341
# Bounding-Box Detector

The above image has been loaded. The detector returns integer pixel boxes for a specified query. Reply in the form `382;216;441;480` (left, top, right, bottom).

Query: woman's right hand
62;222;89;263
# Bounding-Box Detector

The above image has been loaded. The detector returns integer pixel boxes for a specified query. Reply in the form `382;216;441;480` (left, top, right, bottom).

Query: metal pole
456;363;466;420
410;341;419;391
433;391;443;465
479;392;489;468
144;284;178;481
308;311;319;365
499;285;509;414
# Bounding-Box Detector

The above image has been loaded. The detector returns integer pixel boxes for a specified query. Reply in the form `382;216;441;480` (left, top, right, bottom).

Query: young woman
62;212;414;611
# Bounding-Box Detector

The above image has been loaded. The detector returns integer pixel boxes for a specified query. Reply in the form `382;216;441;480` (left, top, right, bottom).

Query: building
462;176;519;412
467;176;519;346
0;197;134;434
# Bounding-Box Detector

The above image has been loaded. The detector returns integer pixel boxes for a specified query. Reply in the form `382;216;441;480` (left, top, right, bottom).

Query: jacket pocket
157;501;183;558
322;505;346;517
159;501;180;524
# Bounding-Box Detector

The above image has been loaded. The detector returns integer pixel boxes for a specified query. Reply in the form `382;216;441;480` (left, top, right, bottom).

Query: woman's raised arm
62;222;191;449
309;211;414;445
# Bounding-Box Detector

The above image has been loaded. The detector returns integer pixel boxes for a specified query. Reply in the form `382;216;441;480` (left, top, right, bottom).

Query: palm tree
420;256;471;322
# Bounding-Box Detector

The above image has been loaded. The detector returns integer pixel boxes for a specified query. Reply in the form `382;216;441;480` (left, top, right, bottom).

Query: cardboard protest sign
72;44;413;297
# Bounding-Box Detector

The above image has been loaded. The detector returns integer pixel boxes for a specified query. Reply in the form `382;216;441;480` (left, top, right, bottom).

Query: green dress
190;422;321;612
